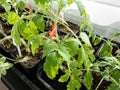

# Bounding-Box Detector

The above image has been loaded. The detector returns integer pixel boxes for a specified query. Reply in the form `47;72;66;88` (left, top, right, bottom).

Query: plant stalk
95;78;104;90
0;36;11;44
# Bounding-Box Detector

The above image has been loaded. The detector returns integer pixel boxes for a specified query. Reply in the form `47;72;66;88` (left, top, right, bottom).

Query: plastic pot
1;66;40;90
36;63;67;90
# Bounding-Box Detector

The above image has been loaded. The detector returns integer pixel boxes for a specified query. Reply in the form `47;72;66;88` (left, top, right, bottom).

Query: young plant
0;0;120;90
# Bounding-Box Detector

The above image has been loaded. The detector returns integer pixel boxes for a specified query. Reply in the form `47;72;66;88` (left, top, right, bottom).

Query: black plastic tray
1;66;40;90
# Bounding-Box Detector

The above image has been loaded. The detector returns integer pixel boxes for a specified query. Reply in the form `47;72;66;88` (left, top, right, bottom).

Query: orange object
28;4;32;11
49;23;56;39
30;14;33;19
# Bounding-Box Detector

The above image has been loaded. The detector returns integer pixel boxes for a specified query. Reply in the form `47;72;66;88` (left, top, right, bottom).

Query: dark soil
92;72;111;90
58;21;79;34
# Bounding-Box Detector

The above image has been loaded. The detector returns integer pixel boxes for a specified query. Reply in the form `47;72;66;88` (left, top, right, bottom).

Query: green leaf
65;38;79;56
34;0;39;5
83;44;95;62
80;32;91;47
11;24;21;45
84;72;93;90
0;0;5;3
94;61;109;67
76;0;85;16
80;21;93;31
28;34;44;55
67;78;81;90
57;0;67;14
2;2;11;12
43;52;59;79
0;57;6;63
99;42;113;57
17;19;32;39
32;14;45;32
29;20;38;35
18;20;38;40
78;46;92;72
8;12;19;24
78;47;85;68
16;1;26;11
111;69;120;83
102;67;111;81
43;40;58;58
69;60;78;70
39;0;48;4
72;69;82;80
58;46;70;62
38;0;49;13
0;57;13;77
110;32;120;41
68;0;76;5
58;70;70;82
107;83;120;90
93;37;102;46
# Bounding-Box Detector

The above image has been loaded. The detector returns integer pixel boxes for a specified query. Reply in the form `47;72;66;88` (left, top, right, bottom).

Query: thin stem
79;69;102;73
12;39;22;57
0;54;16;62
0;36;11;44
95;78;104;90
0;29;7;37
110;76;120;88
54;17;59;40
0;22;7;37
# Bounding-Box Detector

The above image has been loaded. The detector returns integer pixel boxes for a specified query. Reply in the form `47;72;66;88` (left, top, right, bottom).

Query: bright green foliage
68;0;76;5
84;72;93;90
58;70;70;82
78;45;94;72
28;34;44;55
19;20;38;40
42;40;58;58
57;0;67;14
67;78;81;90
80;32;92;47
0;13;8;21
0;57;13;77
66;66;82;90
83;44;95;62
80;21;93;31
93;37;102;46
2;2;11;12
2;0;120;90
29;20;38;35
111;70;120;85
43;52;59;79
99;42;113;57
58;46;70;62
32;14;45;32
8;12;19;24
39;0;49;4
65;38;79;56
0;0;5;3
34;0;39;5
34;0;49;13
78;47;85;68
110;32;120;41
107;83;120;90
94;56;120;89
16;1;26;11
11;24;21;46
69;60;78;70
76;0;85;16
